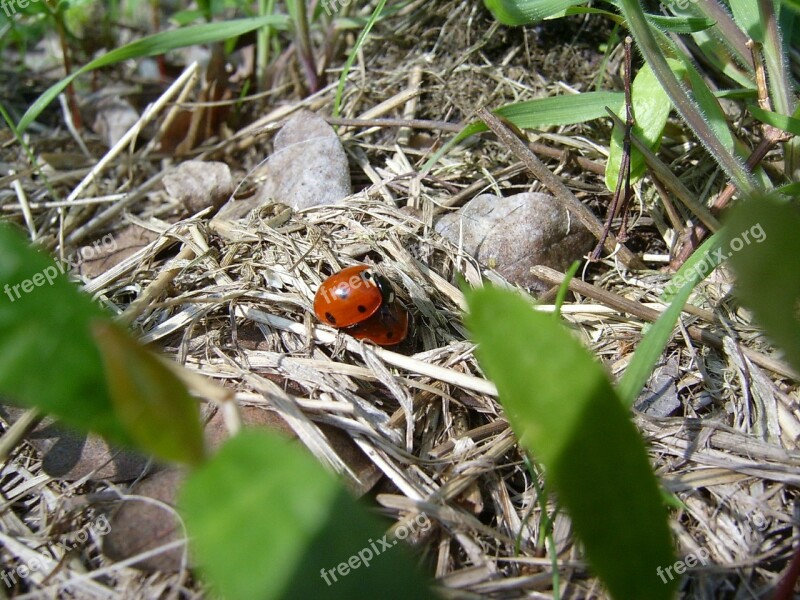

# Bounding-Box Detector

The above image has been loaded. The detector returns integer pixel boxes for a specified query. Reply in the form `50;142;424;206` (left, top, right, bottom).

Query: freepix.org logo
320;0;355;16
0;513;111;588
664;223;766;296
1;0;43;18
3;234;117;303
319;513;431;586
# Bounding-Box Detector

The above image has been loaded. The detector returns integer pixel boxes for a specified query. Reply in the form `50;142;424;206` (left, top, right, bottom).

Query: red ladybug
313;265;394;328
313;265;409;345
346;299;409;346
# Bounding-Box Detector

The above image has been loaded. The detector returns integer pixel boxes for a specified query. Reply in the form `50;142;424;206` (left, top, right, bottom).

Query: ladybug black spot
357;305;368;313
386;331;394;339
325;312;337;324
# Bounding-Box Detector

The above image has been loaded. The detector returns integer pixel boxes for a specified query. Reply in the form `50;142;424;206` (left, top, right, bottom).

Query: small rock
255;110;351;210
76;225;159;279
102;466;187;572
0;405;150;482
634;357;681;417
163;160;234;214
435;192;594;295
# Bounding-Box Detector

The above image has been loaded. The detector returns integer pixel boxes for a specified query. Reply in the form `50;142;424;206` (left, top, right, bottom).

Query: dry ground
1;1;799;598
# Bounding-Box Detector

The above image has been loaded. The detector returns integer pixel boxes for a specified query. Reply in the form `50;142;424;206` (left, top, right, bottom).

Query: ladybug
313;265;394;328
346;299;409;346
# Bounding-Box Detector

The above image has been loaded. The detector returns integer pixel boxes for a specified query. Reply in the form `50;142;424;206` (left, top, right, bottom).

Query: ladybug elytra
313;265;408;345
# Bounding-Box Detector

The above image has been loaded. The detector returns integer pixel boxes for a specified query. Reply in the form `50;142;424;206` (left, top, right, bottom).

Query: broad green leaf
483;0;588;25
180;431;436;600
92;321;205;466
422;92;622;172
726;195;800;373
617;278;697;406
0;223;129;443
466;286;676;600
606;60;683;192
748;104;800;135
729;0;763;40
17;15;289;132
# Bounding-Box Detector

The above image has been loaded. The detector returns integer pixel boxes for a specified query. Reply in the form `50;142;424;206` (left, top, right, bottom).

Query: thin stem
289;0;320;93
694;0;754;72
758;0;799;176
257;0;275;91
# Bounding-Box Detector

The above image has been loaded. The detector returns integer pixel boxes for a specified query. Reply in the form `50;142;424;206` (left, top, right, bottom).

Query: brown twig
592;37;635;260
772;543;800;600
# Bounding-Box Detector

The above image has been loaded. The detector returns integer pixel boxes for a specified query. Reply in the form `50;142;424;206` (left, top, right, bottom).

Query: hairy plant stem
758;0;799;176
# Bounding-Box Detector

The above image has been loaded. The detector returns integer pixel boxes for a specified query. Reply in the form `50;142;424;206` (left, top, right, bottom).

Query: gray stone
435;192;595;295
634;358;681;417
163;160;233;214
255;110;351;210
102;466;186;572
0;405;150;482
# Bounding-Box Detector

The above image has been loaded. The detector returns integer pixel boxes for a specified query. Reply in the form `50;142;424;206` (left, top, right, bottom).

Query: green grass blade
775;181;800;196
748;104;800;135
617;278;697;406
553;260;580;319
422;92;622;172
646;14;716;33
494;91;624;128
332;0;387;119
466;285;676;600
17;15;288;132
730;0;763;39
